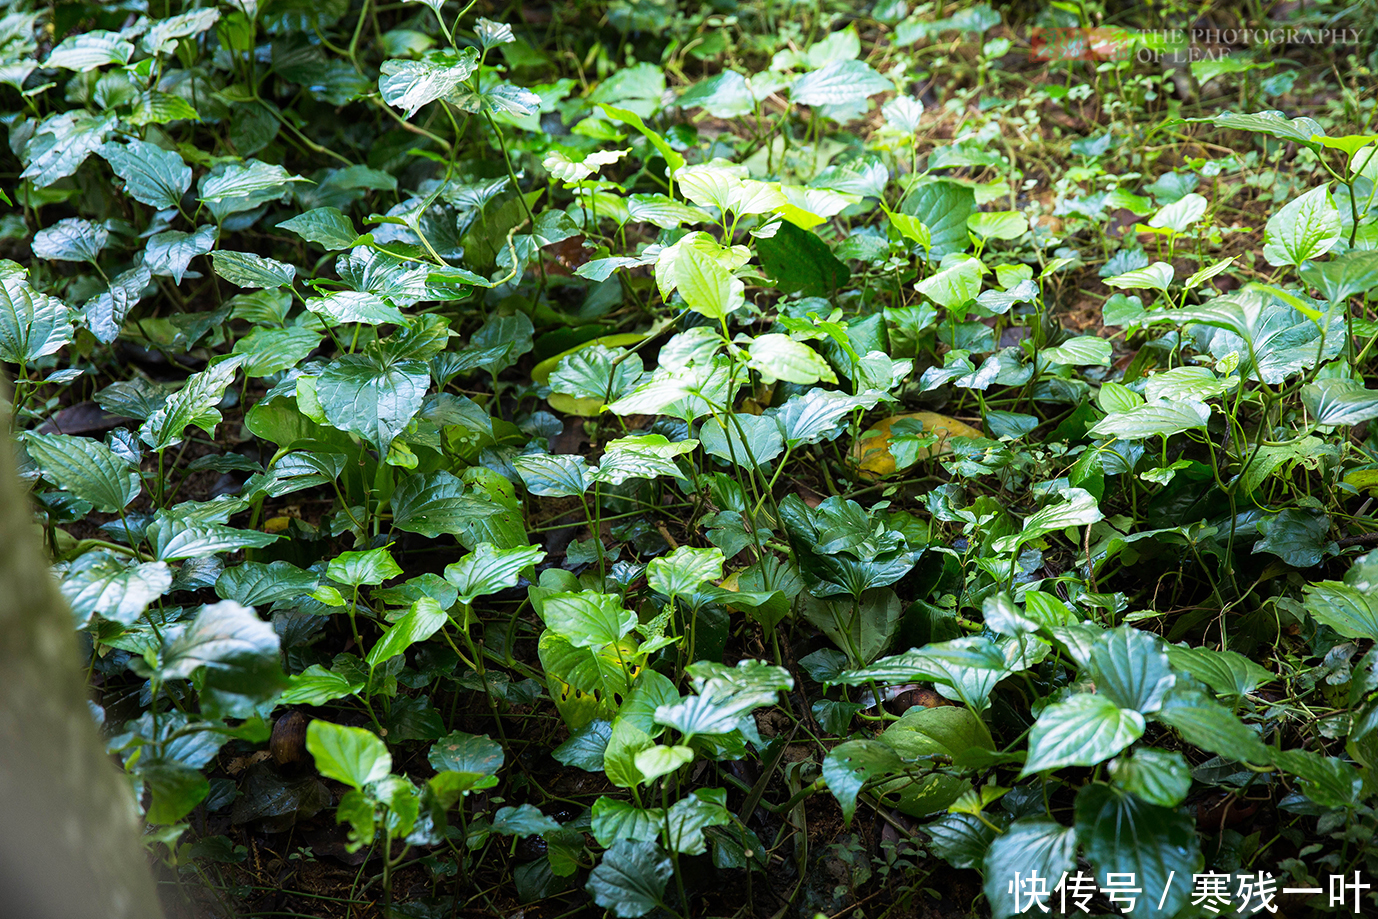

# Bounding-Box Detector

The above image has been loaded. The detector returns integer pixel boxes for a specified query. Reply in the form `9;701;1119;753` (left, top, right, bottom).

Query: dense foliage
4;0;1378;915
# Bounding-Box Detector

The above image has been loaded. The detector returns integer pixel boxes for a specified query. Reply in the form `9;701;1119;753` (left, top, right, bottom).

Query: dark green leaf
756;221;850;297
99;140;191;209
586;841;672;919
23;432;140;513
1088;626;1176;714
316;350;429;449
982;819;1077;919
1075;784;1202;917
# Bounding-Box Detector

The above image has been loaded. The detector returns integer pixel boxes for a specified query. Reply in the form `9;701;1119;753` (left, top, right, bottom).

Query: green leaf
675;243;739;320
1088;400;1210;440
1182;110;1326;147
1075;784;1202;917
335;789;377;851
832;636;1008;714
982;819;1078;919
755;220;850;298
553;721;612;772
444;544;544;605
141;8;221;55
429;730;504;776
967;211;1028;240
338;248;430;305
592;796;664;846
633;744;694;784
139;356;244;450
379;48;480;117
244;450;347;499
305;290;405;326
1302;580;1378;642
128;90;201;127
801;589;902;666
83;265;149;344
587;841;671;918
1105;261;1174;291
512;453;593;498
647;546;725;598
32;218;108;263
367;597;447;667
594;434;696;486
822;739;904;824
899;181;975;258
547;344;645;412
1163;645;1273;699
1253;507;1332;568
21;111;118;188
306;721;392;789
278;207;360;249
915;257;983;308
60;551;171;627
140;760;210;825
1303;378;1378;427
1271;749;1362;808
451;81;541;117
1263;185;1342;267
157;601;286;708
492;803;560;837
1299;250;1378;302
316;350;429;450
606;359;739;420
602;719;654;787
1148;192;1208;233
145;227;218;284
698;412;785;466
627;193;711;229
1184;256;1236;290
1109;748;1192;808
474;17;515;47
1041;336;1112;367
280;664;365;705
1088;626;1175;715
98;140;191;210
777;388;888;447
212;251;297;289
327;547;402;587
1152;688;1271;765
0;276;73;363
790;59;890;107
595;103;687;185
199;160;305;203
390;470;519;541
232;326;323;377
655;660;792;738
927;813;997;870
993;487;1104;555
678;70;755;118
1020;694;1144;776
46;30;133;70
664;789;733;855
147;519;280;560
23;432;140;513
541;591;637;648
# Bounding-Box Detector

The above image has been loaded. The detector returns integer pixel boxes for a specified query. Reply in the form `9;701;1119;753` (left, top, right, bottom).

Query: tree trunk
0;419;164;918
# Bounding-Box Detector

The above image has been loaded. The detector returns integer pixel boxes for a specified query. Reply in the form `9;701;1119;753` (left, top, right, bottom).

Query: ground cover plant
4;0;1378;915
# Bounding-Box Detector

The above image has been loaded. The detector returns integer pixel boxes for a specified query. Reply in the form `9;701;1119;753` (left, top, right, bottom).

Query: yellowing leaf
850;412;983;479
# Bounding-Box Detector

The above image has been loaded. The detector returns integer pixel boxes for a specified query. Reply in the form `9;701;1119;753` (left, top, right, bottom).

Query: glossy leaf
1020;694;1144;776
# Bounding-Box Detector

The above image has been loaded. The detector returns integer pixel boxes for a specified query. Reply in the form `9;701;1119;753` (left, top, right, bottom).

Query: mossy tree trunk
0;421;163;918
